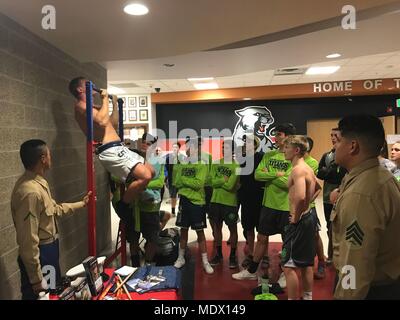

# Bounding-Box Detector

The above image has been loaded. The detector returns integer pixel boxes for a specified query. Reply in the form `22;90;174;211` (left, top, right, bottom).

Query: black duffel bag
154;228;180;266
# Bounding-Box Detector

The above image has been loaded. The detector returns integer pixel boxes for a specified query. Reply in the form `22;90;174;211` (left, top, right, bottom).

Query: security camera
155;87;161;93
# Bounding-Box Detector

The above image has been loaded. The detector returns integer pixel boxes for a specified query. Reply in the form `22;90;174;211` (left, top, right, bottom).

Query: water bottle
261;276;269;294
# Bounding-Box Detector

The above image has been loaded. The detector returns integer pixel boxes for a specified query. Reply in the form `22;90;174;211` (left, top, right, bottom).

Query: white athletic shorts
98;145;144;183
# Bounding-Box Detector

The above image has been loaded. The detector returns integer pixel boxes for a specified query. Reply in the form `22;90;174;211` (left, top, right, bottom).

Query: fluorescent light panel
326;53;341;59
306;66;340;75
193;82;219;90
187;77;214;82
107;86;126;94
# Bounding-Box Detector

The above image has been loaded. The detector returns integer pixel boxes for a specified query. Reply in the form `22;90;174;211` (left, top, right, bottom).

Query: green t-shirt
304;155;319;208
210;159;240;207
139;163;165;213
255;150;292;211
201;152;213;187
174;161;208;205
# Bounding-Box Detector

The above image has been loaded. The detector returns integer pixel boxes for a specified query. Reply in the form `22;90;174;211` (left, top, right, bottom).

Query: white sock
303;291;312;300
201;253;209;265
178;248;185;259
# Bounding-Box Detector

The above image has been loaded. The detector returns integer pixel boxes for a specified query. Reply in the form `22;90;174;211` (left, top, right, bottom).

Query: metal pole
86;81;96;257
117;97;127;265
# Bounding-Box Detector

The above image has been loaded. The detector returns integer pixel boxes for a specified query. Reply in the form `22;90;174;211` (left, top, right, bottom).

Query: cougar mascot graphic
232;106;276;152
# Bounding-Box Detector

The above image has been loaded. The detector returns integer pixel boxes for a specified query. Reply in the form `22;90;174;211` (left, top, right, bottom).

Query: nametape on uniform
387;135;400;144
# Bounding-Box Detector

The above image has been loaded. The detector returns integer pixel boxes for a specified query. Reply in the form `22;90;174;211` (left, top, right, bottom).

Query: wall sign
313;78;400;93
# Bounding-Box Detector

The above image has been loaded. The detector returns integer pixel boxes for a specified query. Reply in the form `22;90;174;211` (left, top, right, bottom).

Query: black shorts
176;196;207;230
209;203;239;226
168;184;178;198
258;207;290;236
127;211;160;244
281;208;317;268
204;186;213;214
240;201;262;232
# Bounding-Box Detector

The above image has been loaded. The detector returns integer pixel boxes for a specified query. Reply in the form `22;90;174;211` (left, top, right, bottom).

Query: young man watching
209;139;240;269
232;123;296;282
281;135;320;300
173;137;214;274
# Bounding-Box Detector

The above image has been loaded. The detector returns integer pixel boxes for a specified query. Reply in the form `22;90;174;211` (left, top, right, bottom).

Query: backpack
154;228;180;266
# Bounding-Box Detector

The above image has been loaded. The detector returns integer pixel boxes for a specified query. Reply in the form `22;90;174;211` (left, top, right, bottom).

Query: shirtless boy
282;135;320;300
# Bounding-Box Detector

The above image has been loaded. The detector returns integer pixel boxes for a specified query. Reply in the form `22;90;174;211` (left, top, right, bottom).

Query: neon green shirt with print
255;150;292;211
174;161;208;205
139;164;165;213
304;155;319;209
210;159;240;207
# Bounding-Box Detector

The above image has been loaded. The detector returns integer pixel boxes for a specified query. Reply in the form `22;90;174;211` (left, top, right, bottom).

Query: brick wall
0;13;111;299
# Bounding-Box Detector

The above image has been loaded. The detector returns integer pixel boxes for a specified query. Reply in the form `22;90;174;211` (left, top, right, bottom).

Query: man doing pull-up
68;77;154;218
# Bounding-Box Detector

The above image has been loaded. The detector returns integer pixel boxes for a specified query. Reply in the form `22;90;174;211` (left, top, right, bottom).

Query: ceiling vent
274;67;307;76
111;83;139;88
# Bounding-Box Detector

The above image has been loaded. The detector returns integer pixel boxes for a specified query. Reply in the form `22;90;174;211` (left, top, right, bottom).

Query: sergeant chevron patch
345;221;364;247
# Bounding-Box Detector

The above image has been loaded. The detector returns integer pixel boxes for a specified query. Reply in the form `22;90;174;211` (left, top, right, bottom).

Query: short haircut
68;77;86;99
380;140;389;159
172;142;181;149
20;139;47;170
306;136;314;153
275;123;296;136
338;114;385;157
142;133;158;145
284;135;309;156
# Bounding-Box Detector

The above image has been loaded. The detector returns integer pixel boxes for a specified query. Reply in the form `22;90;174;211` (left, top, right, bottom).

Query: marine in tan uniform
11;139;90;299
331;115;400;300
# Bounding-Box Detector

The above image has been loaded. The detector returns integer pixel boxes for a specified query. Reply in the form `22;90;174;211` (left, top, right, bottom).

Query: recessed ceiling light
188;77;214;82
107;86;126;94
193;82;219;90
124;3;149;16
326;53;341;59
243;98;252;100
306;66;340;75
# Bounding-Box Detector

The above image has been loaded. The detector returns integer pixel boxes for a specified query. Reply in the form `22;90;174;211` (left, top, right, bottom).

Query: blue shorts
176;196;207;230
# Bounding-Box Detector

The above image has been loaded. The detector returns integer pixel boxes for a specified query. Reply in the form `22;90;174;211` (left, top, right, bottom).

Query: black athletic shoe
251;283;284;296
241;255;253;269
229;256;238;269
210;255;223;266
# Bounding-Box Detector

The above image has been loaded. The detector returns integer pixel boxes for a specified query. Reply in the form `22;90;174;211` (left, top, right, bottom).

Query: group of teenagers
67;78;399;300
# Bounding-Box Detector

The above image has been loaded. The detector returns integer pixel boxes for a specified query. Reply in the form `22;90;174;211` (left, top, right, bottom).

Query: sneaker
174;256;185;269
241;255;253;269
251;283;284;296
314;263;326;280
210;255;222;266
229;256;238;269
232;269;257;280
203;262;214;274
277;272;286;289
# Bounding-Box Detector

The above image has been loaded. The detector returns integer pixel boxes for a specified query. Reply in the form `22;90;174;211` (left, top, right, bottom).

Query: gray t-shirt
379;158;396;172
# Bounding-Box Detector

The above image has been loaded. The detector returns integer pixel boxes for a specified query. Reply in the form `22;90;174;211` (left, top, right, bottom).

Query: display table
100;268;180;300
